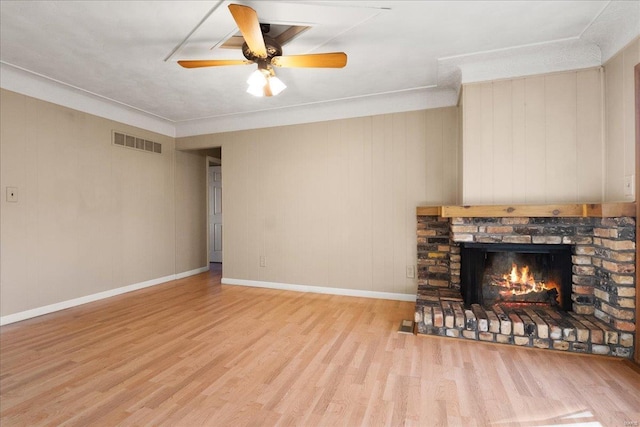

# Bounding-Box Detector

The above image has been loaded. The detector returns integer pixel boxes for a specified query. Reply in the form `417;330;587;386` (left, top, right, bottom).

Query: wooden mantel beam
416;206;441;216
416;203;636;218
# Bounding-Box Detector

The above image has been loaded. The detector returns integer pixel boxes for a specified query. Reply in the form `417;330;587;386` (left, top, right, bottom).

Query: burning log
483;262;561;306
496;287;559;305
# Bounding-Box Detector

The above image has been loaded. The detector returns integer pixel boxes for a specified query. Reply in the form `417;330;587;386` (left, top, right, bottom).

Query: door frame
634;63;639;363
206;155;222;265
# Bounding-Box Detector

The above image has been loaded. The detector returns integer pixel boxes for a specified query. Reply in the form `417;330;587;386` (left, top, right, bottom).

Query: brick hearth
415;210;636;358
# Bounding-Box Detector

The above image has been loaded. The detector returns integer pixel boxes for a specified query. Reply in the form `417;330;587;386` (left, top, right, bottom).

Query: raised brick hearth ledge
415;202;637;358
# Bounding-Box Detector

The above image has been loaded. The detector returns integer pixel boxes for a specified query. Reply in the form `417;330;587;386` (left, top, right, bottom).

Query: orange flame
497;263;557;297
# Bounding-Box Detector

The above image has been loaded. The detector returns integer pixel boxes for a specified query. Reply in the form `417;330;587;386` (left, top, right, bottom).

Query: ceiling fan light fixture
246;83;265;97
268;75;286;96
247;68;268;87
246;68;286;97
246;68;268;97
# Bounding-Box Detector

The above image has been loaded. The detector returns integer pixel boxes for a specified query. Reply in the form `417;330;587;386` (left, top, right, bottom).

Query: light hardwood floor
1;265;639;426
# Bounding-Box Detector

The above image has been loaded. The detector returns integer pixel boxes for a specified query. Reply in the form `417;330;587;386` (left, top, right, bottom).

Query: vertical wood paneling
480;83;494;203
511;79;527;203
462;85;483;204
462;69;606;205
271;127;296;283
297;122;330;286
246;132;261;280
326;120;349;289
222;136;250;280
604;37;639;201
442;107;459;204
392;113;407;293
424;106;459;205
605;54;625;200
457;92;464;205
176;108;459;296
622;42;639;179
281;126;301;283
576;68;604;202
523;76;547;203
346;117;369;290
361;118;374;291
492;80;513;203
246;132;262;279
545;72;577;202
425;109;444;204
405;110;427;293
370;115;391;292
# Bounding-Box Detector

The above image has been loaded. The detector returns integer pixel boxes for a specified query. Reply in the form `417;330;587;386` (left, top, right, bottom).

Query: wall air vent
112;131;162;154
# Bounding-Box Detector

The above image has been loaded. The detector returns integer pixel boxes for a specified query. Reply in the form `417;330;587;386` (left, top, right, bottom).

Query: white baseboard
221;277;417;302
175;266;210;280
0;266;209;326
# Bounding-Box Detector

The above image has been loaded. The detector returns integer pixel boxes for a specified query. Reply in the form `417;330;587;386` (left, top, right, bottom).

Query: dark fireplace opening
460;243;573;311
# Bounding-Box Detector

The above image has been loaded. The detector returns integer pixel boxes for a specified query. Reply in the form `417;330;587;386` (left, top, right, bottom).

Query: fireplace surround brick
416;213;636;358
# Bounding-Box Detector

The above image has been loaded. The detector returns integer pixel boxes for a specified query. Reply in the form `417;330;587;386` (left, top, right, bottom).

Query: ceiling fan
178;4;348;97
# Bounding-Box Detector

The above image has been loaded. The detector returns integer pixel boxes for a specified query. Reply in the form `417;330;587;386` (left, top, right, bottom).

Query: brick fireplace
415;205;637;358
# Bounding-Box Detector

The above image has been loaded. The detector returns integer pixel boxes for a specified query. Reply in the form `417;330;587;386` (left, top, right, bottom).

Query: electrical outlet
406;265;415;279
6;187;18;203
260;256;266;267
624;175;635;199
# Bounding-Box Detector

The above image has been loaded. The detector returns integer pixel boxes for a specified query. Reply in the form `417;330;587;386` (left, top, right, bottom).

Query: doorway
207;153;222;265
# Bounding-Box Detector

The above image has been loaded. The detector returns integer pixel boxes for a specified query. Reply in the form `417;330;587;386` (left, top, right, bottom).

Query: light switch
6;187;18;203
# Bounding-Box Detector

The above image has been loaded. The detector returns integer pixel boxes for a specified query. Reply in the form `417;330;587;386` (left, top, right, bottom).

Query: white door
209;166;223;263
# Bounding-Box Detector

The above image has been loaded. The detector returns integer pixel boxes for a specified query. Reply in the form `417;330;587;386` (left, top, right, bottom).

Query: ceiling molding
1;61;458;139
0;62;176;137
174;86;458;137
438;38;602;86
581;0;640;62
437;0;639;86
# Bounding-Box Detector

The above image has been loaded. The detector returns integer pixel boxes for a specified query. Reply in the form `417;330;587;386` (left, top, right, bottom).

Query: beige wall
178;108;459;295
461;68;604;205
458;88;465;203
175;150;207;273
604;36;640;202
0;89;205;317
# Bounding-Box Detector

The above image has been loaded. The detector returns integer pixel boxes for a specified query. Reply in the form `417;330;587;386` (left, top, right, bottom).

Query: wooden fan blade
228;4;267;59
271;52;347;68
178;59;252;68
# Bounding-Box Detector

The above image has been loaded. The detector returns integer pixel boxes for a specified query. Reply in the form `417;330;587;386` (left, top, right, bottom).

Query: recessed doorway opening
206;148;222;269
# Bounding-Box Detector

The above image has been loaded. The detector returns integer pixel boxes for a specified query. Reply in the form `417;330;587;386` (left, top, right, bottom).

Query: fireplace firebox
460;243;573;311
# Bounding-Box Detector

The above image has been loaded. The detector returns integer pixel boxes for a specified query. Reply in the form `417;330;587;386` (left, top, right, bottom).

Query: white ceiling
1;1;638;137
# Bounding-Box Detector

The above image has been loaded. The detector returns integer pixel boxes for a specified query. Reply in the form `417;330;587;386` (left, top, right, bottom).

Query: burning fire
497;263;557;297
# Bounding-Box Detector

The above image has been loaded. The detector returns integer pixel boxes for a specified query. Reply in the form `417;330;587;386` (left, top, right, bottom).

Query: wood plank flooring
1;264;639;426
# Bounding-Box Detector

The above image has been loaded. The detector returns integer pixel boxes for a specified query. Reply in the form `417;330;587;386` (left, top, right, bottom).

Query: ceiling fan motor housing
242;35;282;62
